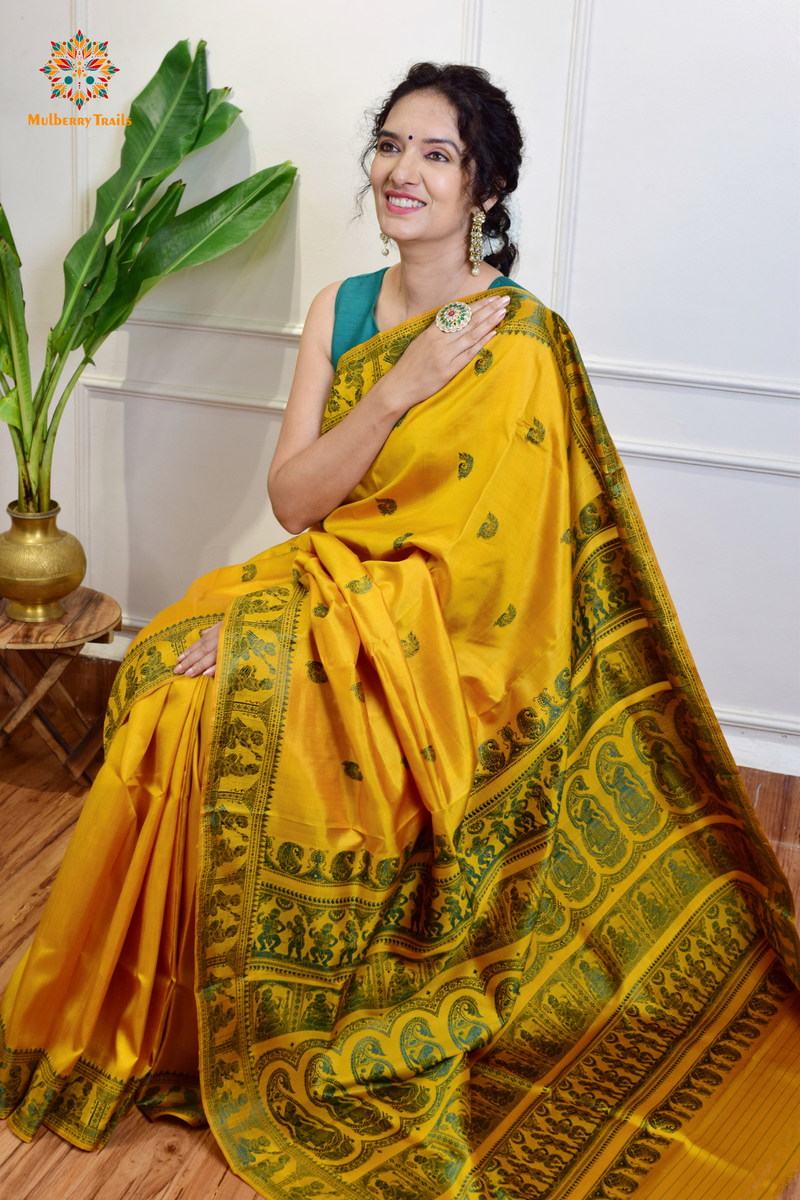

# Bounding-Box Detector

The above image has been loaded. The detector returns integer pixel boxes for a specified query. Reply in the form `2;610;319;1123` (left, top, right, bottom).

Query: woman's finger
176;620;222;658
457;329;497;366
175;644;207;673
180;649;218;677
469;292;511;315
174;620;223;675
454;297;509;345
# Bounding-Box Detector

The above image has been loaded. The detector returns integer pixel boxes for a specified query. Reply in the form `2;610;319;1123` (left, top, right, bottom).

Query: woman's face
370;89;475;254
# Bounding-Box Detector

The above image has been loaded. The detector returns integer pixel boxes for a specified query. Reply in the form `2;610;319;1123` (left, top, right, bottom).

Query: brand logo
39;30;118;111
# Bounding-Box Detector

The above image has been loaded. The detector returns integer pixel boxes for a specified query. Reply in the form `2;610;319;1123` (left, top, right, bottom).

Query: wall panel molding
70;0;91;540
461;0;484;66
715;707;800;738
616;438;800;479
69;0;91;234
551;0;594;317
121;612;150;633
585;357;800;401
83;374;289;413
127;310;303;342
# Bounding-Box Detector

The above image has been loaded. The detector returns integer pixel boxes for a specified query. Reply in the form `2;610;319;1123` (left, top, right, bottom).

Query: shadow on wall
123;115;300;325
120;398;287;617
114;125;300;616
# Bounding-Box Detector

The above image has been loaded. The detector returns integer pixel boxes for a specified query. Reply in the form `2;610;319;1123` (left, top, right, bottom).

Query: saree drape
2;287;800;1200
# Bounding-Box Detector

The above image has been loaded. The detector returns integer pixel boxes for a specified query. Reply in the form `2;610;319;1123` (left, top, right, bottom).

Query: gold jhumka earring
470;210;486;275
380;232;390;256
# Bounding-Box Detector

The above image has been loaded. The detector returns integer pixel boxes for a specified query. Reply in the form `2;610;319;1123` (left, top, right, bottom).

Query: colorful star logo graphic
40;31;119;110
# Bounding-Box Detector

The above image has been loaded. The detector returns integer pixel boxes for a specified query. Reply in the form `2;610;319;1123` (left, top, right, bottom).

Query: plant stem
8;424;33;510
31;339;56;420
28;330;81;500
38;356;91;511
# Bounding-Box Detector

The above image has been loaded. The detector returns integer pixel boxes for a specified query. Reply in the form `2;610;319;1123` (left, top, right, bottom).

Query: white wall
1;1;798;772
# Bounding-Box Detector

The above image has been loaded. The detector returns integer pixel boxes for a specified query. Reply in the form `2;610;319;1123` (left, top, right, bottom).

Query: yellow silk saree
2;287;800;1199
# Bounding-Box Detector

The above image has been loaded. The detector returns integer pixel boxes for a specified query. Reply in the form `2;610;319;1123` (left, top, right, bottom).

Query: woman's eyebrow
421;137;460;151
378;128;460;151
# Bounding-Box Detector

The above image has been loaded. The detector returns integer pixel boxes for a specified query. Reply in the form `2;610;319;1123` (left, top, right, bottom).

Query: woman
2;63;800;1200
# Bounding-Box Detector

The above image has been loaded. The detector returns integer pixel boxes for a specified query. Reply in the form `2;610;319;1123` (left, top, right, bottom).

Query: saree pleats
2;287;799;1199
0;666;216;1145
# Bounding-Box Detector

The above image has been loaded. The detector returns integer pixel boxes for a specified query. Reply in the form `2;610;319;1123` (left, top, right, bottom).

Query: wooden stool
0;587;122;785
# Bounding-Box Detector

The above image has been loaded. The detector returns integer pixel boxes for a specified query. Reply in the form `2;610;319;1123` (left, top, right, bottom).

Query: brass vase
0;502;87;623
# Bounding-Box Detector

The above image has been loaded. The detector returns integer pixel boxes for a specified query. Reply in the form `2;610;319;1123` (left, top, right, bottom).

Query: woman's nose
390;145;421;186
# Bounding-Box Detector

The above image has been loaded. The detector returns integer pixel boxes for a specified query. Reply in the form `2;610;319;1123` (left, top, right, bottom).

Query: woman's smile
385;191;426;213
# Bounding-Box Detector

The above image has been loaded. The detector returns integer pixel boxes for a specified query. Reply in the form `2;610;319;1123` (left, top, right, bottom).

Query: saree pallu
2;288;800;1199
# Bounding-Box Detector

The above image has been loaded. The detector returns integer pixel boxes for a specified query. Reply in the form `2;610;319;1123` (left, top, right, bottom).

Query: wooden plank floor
0;717;798;1199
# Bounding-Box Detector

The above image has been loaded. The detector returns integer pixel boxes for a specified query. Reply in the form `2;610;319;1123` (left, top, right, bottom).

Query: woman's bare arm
268;288;510;535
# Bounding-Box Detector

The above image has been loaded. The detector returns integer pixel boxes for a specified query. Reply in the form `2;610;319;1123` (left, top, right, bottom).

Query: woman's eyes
377;141;449;162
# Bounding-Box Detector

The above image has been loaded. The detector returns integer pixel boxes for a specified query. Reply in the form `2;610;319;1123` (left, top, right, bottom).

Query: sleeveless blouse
331;266;521;368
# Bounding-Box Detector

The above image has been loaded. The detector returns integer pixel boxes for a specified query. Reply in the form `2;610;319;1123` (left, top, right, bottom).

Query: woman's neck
376;248;501;329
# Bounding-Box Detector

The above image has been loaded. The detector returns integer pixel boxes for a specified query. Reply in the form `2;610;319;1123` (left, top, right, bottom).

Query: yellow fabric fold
2;287;799;1199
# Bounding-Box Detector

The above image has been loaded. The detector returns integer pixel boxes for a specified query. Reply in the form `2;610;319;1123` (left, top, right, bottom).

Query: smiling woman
365;61;522;275
2;60;800;1200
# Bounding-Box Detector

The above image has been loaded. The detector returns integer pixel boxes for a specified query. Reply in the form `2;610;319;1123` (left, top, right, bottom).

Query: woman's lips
385;195;426;215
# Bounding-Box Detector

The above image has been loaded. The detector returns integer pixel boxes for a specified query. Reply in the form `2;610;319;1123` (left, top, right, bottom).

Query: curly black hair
361;62;524;278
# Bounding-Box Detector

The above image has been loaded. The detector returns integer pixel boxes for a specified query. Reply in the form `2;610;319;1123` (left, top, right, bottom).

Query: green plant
0;40;296;513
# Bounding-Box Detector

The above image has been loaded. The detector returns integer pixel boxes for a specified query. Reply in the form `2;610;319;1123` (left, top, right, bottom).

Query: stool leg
0;665;74;765
32;650;92;735
0;653;75;739
64;714;106;784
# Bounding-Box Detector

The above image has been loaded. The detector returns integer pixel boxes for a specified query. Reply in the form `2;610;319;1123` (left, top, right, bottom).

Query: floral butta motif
40;31;119;109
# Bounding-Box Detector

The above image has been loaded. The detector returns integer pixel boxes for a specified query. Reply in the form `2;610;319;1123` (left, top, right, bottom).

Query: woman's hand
266;286;511;535
173;620;223;678
380;293;510;413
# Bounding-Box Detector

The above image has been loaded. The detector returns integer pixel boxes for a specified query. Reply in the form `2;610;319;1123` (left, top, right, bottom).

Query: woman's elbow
281;515;308;536
268;494;305;536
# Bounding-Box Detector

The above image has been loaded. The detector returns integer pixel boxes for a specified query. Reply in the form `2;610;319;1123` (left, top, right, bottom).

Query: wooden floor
0;717;798;1199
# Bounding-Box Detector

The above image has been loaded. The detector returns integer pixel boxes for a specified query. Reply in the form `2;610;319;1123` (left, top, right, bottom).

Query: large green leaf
119;179;186;268
135;161;296;277
132;165;180;219
85;162;295;353
76;180;187;350
81;207;137;321
57;39;209;338
125;90;237;221
0;206;20;268
0;240;33;449
0;385;20;429
193;88;241;152
0;333;13;376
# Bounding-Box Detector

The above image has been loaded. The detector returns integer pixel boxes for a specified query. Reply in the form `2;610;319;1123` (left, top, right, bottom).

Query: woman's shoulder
488;275;528;293
333;268;388;312
307;269;387;333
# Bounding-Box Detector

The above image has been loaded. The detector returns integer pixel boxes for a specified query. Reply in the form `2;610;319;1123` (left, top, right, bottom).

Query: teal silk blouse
331;267;521;369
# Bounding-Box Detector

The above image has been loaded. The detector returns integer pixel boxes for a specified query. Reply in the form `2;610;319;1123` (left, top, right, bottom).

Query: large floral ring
435;301;472;333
